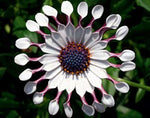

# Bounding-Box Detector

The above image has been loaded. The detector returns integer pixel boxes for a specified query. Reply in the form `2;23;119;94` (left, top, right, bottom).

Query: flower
14;1;135;117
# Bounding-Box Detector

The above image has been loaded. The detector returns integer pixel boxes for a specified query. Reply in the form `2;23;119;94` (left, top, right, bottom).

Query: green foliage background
0;0;150;118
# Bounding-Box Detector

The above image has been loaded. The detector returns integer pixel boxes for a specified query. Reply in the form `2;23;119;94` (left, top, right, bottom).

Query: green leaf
13;16;26;30
24;31;38;53
117;105;143;118
134;48;143;68
135;88;146;103
43;0;53;6
102;79;116;95
136;0;150;12
135;79;146;103
0;98;19;109
1;92;16;100
0;67;6;79
6;110;19;118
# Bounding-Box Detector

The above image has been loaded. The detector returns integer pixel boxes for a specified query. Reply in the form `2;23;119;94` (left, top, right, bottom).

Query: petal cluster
15;1;135;117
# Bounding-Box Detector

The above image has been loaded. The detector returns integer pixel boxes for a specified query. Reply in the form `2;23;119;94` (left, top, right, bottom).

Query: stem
114;77;150;92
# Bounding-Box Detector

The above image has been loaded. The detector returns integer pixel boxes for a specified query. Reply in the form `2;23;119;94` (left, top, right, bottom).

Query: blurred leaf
135;88;146;103
0;67;6;79
0;53;21;78
130;19;150;38
111;0;134;19
43;0;53;6
117;105;143;118
6;110;19;118
1;92;16;100
13;16;26;30
134;48;143;68
135;79;146;103
24;31;38;53
136;0;150;12
145;58;150;69
0;98;19;109
85;0;100;6
102;79;116;95
4;24;11;34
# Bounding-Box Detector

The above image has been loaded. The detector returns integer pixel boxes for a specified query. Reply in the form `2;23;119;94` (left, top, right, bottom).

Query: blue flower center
59;42;90;75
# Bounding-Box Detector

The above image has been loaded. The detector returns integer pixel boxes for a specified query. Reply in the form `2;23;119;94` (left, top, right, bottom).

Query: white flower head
15;1;135;117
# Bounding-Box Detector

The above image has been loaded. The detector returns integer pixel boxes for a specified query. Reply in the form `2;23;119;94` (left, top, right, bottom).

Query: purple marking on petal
81;96;88;105
54;91;62;101
47;24;56;32
99;86;107;95
38;85;50;96
87;18;94;27
32;66;43;74
36;30;47;36
109;52;122;57
66;92;72;104
109;63;121;68
91;92;99;103
31;42;43;48
103;35;115;42
107;74;118;84
52;16;61;25
34;74;45;84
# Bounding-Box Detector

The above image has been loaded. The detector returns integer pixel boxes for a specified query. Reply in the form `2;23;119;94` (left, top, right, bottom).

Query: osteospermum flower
14;1;136;117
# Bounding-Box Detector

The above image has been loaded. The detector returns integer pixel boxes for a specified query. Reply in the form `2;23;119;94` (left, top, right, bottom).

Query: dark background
0;0;150;118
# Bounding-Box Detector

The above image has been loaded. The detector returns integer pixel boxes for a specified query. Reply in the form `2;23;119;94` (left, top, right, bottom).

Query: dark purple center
59;42;90;75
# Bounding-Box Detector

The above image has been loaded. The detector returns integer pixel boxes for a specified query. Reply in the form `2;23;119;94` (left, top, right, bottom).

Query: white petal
82;27;92;45
82;104;95;116
19;68;32;81
24;81;36;94
42;5;58;17
74;26;84;44
119;50;135;61
101;94;115;107
14;53;29;66
85;32;99;48
120;61;135;71
48;99;59;115
63;103;73;118
45;66;62;79
26;20;40;32
89;64;108;78
80;75;94;93
65;75;75;93
33;92;44;104
65;23;75;42
43;61;60;71
115;26;129;40
115;82;129;93
39;54;59;64
90;41;107;52
77;2;88;18
61;1;73;16
92;5;104;20
85;71;102;88
58;75;74;92
35;13;49;27
58;24;67;41
48;71;64;89
40;43;60;55
45;35;61;50
51;32;66;48
75;76;86;97
90;60;110;69
92;101;105;113
106;14;121;29
91;50;111;60
15;37;31;49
